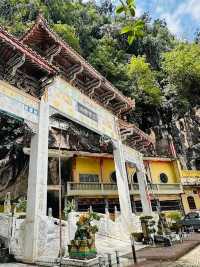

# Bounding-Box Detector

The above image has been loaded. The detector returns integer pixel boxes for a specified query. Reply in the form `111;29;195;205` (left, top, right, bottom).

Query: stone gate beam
24;96;49;263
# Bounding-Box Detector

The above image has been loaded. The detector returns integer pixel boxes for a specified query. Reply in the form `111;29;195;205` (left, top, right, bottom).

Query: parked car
180;211;200;232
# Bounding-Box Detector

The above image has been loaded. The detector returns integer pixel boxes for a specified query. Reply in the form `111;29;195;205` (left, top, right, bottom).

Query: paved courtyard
2;242;200;267
174;244;200;266
127;233;200;267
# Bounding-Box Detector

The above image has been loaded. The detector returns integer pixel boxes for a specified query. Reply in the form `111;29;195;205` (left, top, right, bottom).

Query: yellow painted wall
75;157;180;185
101;158;115;183
75;157;101;182
147;160;180;184
181;188;200;214
74;157;135;183
75;157;116;183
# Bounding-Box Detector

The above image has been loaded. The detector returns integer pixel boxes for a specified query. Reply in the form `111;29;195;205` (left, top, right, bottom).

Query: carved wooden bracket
120;128;134;141
85;79;102;98
5;53;26;80
113;102;128;115
45;44;62;63
101;91;116;106
67;64;84;84
40;76;55;91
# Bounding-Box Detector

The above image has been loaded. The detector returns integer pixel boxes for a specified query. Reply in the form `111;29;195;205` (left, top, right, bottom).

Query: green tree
127;56;162;105
126;18;176;70
115;0;144;44
53;24;80;51
162;43;200;110
88;36;127;88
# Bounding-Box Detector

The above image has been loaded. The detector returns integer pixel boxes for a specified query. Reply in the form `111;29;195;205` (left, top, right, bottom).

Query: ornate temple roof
0;27;58;97
119;119;154;152
21;14;134;116
0;27;57;75
0;15;154;151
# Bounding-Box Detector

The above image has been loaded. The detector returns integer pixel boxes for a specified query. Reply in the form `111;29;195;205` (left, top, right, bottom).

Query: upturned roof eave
20;14;134;110
0;27;58;75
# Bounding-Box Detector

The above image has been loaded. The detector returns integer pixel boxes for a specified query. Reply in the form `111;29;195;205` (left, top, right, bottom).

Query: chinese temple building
180;169;200;213
0;14;155;262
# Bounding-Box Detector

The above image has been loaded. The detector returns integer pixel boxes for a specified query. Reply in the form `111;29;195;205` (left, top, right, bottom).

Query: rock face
0;115;113;199
143;106;200;170
0;106;200;199
0;113;30;200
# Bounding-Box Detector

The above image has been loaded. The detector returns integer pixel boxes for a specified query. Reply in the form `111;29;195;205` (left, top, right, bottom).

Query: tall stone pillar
24;97;49;262
113;140;134;233
137;154;152;216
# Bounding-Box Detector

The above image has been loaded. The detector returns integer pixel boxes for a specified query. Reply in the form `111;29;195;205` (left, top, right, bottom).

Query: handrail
181;170;200;178
67;182;182;195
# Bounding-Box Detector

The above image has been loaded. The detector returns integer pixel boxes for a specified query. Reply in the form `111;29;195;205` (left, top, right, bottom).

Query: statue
4;192;11;214
114;206;119;220
68;212;101;260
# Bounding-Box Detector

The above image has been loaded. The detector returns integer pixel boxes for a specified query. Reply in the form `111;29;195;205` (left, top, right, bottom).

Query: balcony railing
181;170;200;178
67;182;183;196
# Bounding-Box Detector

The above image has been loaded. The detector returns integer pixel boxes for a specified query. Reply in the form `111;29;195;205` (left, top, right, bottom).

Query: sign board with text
48;77;118;139
0;80;39;123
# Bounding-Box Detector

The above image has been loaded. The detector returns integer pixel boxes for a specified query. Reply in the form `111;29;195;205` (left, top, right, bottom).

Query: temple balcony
181;170;200;178
66;182;183;196
181;170;200;186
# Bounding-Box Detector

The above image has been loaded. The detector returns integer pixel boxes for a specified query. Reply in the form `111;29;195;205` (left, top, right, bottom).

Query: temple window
187;196;196;210
110;171;117;183
79;174;99;183
160;173;168;183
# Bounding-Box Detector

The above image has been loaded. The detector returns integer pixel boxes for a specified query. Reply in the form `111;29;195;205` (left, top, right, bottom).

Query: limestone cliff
0;105;200;199
142;106;200;170
0;114;113;199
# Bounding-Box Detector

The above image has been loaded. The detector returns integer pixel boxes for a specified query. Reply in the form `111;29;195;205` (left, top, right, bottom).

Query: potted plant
68;211;101;259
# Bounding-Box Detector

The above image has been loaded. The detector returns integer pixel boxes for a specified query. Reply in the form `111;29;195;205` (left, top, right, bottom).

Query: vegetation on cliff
0;0;198;120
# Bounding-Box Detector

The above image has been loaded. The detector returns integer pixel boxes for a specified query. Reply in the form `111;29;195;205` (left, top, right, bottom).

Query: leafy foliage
115;0;144;45
162;43;200;111
53;23;80;51
0;0;198;126
88;36;127;86
16;197;27;213
127;56;162;105
63;199;76;220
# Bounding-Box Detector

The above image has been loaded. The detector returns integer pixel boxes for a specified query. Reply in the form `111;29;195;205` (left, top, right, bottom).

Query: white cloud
156;0;200;36
135;6;143;17
186;0;200;21
162;13;182;36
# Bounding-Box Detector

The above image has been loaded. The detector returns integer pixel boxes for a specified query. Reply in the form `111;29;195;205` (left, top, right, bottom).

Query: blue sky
135;0;200;40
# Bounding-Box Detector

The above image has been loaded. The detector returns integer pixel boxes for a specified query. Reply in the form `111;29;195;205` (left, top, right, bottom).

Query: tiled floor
175;245;200;266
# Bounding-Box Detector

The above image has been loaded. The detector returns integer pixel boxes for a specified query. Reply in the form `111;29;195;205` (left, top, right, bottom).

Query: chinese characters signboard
48;77;118;139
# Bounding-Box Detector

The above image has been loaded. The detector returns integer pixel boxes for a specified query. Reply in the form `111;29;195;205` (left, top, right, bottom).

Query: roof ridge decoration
21;13;134;113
